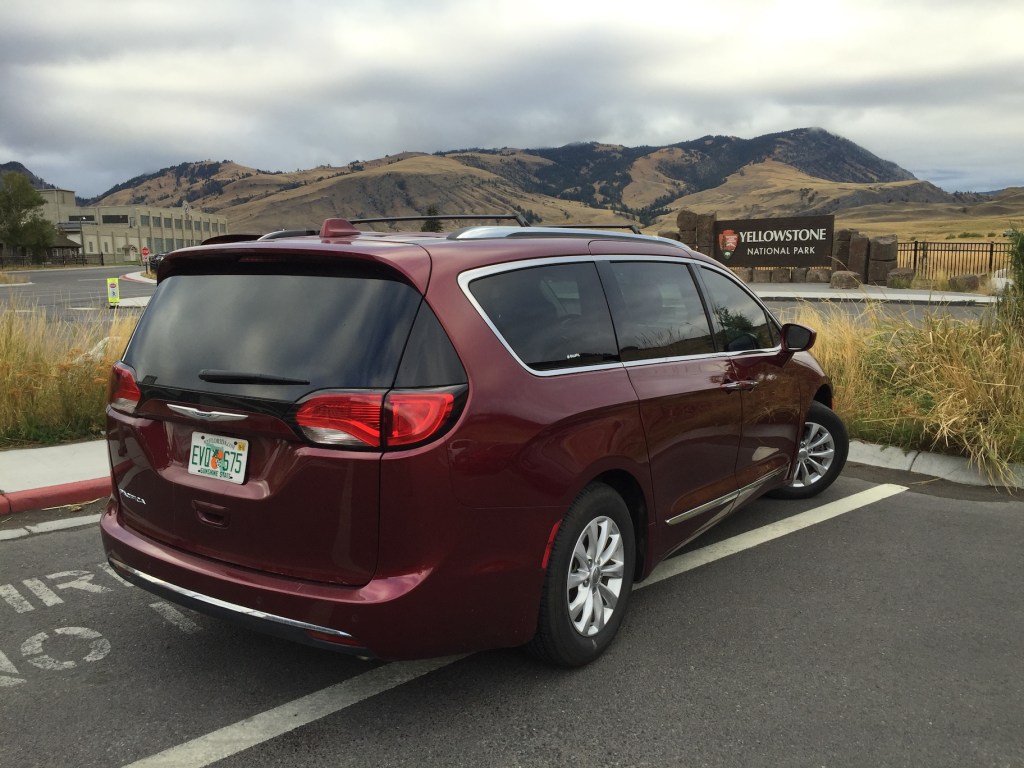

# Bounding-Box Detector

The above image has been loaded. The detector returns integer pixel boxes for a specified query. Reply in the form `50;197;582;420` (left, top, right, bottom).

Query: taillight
295;393;384;447
387;392;455;447
295;391;457;449
108;362;141;415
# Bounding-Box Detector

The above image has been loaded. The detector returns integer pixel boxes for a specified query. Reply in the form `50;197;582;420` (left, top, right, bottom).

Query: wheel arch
587;469;649;581
813;383;835;410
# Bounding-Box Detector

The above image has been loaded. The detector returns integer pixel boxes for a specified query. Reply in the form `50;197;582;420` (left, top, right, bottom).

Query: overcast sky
1;0;1021;198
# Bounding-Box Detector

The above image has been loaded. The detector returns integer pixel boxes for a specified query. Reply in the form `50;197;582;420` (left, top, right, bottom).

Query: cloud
1;0;1022;195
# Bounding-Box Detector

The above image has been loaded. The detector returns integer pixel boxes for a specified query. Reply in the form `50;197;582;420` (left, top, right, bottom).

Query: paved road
0;265;155;322
2;466;1022;768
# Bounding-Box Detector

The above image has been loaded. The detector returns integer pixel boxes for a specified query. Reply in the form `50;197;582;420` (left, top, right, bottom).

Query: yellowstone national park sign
714;215;834;267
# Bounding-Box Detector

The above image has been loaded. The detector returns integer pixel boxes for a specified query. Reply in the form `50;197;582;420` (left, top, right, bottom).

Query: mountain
0;161;54;189
9;129;1018;239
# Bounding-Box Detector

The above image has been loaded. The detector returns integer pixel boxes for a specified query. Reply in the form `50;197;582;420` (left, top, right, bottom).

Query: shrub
0;305;137;446
784;302;1024;484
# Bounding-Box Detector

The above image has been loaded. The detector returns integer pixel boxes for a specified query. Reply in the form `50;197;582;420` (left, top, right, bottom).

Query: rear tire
526;484;635;667
769;401;848;500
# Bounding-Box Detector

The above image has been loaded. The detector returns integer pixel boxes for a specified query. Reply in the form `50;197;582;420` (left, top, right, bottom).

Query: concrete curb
849;441;1024;489
1;477;112;516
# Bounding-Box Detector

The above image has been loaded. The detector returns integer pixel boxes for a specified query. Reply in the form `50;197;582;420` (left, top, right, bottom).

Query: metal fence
897;241;1011;281
0;251;111;269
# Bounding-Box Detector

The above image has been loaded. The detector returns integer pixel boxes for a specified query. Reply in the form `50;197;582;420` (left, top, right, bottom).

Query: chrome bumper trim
108;558;354;640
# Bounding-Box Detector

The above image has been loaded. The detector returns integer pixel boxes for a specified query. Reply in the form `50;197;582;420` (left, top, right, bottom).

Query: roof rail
257;229;319;240
449;225;691;250
548;223;642;234
350;212;529;228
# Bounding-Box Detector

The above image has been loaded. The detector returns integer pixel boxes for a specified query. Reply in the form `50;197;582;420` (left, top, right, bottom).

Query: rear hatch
109;252;437;586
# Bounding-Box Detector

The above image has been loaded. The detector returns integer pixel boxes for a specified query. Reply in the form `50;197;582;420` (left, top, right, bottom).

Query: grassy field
779;301;1024;484
0;306;136;447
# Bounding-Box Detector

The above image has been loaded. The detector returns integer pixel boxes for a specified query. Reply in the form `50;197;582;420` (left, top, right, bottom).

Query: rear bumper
100;498;550;660
107;556;373;658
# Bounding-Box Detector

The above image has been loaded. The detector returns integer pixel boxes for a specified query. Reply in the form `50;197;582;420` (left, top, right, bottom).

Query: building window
164;218;172;228
203;221;210;231
102;214;129;224
140;215;150;226
185;220;193;230
88;242;94;253
175;239;184;249
175;219;183;230
103;242;109;253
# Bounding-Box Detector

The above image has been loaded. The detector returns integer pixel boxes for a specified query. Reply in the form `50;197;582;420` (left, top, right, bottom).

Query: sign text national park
713;215;834;267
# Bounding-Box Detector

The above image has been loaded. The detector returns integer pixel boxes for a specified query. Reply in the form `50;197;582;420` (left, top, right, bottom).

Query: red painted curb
0;477;112;516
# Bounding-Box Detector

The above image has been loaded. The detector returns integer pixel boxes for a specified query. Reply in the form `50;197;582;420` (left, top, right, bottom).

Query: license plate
188;432;249;484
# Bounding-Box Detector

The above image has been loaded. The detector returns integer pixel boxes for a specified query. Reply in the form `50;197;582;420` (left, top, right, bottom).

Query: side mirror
781;323;816;353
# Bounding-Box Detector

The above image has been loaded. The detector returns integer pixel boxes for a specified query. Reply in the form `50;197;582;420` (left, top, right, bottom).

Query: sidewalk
0;281;1013;517
0;441;110;515
754;282;998;306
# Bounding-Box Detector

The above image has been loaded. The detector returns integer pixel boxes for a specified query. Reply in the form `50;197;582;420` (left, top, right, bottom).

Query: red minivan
101;218;847;667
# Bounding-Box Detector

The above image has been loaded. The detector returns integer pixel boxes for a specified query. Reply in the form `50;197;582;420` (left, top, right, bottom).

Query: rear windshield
124;269;422;401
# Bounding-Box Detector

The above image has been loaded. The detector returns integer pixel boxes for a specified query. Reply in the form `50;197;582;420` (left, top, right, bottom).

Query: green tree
0;172;53;263
421;205;443;233
21;215;55;264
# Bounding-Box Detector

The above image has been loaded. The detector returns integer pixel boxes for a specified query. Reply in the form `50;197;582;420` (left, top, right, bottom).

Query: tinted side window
394;302;467;387
699;267;777;352
469;263;618;371
607;262;716;361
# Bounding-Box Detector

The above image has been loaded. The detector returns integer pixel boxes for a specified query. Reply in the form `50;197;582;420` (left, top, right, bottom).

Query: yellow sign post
107;277;120;308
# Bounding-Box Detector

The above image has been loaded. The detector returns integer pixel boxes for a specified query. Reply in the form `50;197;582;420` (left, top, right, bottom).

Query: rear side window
606;262;716;361
468;262;618;371
124;269;422;401
394;303;467;387
698;267;778;352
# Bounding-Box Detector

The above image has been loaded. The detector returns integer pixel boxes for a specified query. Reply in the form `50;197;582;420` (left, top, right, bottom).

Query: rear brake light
108;363;141;414
387;393;455;447
295;391;457;448
295;394;384;447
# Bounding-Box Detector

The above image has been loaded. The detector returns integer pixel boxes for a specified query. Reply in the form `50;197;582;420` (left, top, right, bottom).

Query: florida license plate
188;432;249;484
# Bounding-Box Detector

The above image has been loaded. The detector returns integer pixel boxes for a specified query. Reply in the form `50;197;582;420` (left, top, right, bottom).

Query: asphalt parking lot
1;465;1022;768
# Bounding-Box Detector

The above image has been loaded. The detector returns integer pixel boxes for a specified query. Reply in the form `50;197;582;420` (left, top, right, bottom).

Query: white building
39;188;229;264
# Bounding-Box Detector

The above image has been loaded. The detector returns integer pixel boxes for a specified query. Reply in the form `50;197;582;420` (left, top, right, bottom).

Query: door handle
721;379;758;392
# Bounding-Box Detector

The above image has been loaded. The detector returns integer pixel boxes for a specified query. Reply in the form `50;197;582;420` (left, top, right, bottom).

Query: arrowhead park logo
718;229;739;260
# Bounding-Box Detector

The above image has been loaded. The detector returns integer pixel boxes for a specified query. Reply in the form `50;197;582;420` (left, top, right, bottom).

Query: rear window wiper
198;370;311;385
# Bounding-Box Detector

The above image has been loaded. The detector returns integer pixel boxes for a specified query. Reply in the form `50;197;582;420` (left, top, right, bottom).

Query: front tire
526;484;635;667
769;401;848;500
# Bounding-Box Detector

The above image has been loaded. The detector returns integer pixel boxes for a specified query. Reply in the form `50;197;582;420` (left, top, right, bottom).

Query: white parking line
637;483;908;590
0;514;101;541
123;656;467;768
120;482;907;768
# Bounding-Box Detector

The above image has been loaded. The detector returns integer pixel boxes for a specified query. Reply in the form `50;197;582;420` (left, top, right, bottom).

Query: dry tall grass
789;302;1024;484
0;306;137;447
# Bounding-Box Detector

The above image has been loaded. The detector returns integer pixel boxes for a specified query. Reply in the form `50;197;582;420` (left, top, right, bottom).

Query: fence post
989;241;995;274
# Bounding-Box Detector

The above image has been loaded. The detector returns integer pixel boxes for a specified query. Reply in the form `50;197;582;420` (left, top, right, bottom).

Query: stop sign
141;246;150;257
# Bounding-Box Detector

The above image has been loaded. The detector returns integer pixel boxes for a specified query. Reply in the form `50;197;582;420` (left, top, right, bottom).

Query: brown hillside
226;155;634;233
650;162;1021;240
